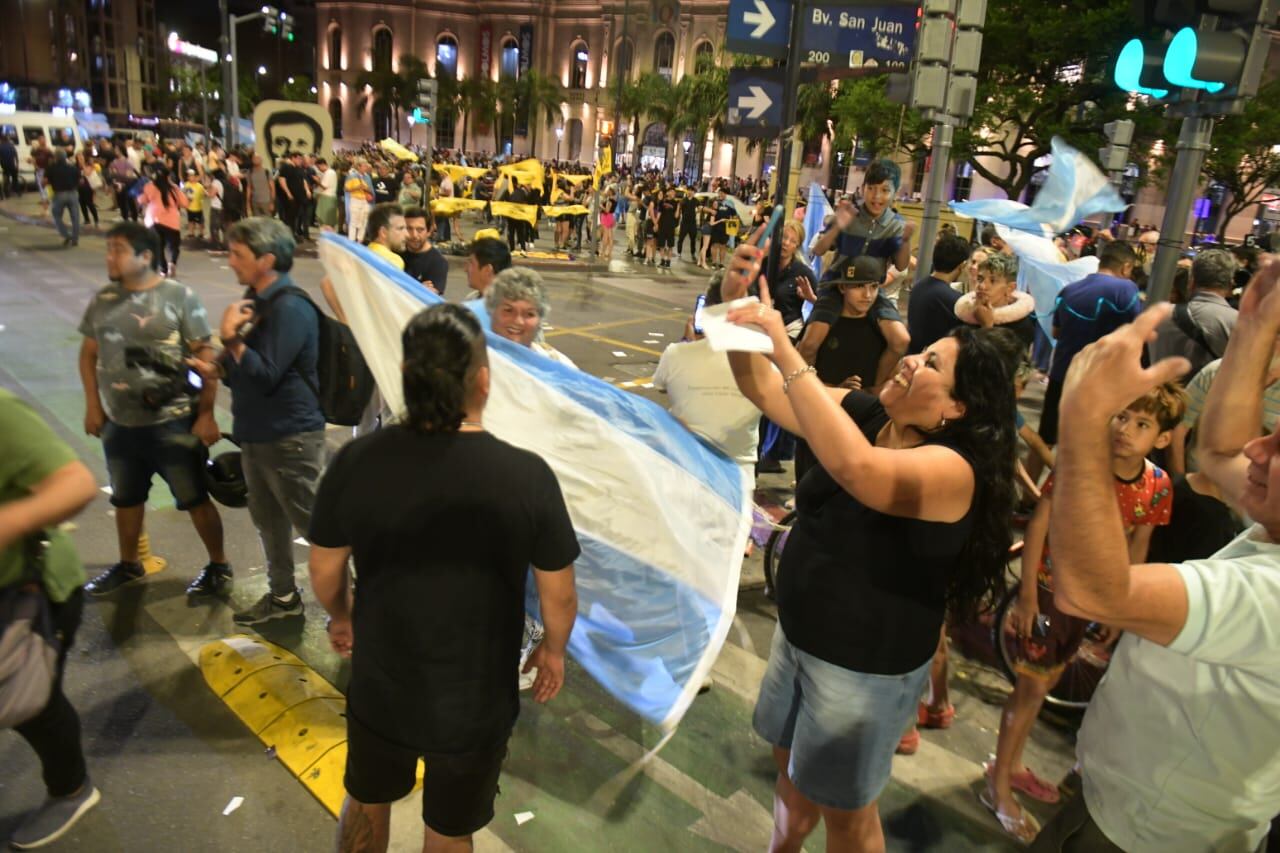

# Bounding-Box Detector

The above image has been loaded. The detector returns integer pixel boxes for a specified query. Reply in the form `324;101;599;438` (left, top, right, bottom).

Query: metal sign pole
917;120;953;273
767;0;810;278
1147;116;1213;304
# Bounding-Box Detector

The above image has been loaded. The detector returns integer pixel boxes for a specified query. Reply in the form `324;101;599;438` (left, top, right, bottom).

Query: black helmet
204;450;248;508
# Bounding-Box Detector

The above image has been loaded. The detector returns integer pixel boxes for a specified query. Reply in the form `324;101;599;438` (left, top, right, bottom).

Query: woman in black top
770;220;816;335
721;239;1017;852
954;252;1038;352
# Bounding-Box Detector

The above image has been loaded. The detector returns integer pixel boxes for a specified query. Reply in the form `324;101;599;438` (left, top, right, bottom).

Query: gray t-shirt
78;279;212;427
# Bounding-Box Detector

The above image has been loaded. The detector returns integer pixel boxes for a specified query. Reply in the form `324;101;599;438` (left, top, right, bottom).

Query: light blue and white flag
995;225;1100;338
951;136;1125;238
802;182;834;279
317;234;753;730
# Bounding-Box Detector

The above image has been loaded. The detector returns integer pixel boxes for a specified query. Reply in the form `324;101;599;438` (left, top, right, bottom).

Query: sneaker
186;562;233;597
10;783;101;849
84;562;145;596
233;591;303;625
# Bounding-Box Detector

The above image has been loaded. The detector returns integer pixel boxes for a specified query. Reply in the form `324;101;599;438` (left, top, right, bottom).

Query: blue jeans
51;190;80;244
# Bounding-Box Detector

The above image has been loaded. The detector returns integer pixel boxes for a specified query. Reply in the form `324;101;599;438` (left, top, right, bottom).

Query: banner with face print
253;100;333;170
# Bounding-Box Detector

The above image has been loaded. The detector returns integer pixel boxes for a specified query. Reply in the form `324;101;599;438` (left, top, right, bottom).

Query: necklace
460;421;484;429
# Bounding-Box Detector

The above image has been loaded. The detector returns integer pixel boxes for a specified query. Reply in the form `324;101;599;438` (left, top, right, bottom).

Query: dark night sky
157;1;317;95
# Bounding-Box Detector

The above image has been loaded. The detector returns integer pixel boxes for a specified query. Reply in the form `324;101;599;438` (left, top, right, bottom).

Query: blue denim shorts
752;624;931;810
102;417;208;510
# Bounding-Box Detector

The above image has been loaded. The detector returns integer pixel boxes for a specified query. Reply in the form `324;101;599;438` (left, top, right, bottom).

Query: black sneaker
186;563;233;597
233;591;304;625
84;562;145;596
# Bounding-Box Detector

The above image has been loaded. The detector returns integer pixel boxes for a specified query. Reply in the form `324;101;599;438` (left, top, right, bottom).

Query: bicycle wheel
993;587;1111;711
762;509;796;602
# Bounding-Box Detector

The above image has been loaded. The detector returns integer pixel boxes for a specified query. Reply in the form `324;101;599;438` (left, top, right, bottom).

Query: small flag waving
317;234;752;730
951;136;1125;238
802;183;834;278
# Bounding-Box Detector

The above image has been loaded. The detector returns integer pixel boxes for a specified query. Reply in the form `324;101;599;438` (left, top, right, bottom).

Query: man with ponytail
309;304;580;853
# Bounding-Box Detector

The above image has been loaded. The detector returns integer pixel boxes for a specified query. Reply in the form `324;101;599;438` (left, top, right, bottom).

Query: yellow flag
542;205;589;217
489;200;540;225
429;198;487;216
593;146;613;190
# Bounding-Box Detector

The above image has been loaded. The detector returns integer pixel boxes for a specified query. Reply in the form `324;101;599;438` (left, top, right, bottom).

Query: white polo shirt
653;339;760;478
1078;524;1280;852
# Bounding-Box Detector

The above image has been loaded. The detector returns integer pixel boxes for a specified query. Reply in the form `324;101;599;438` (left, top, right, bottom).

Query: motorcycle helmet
204;450;248;508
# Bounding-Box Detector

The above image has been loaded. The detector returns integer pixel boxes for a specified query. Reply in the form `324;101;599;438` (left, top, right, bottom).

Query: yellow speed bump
200;635;349;816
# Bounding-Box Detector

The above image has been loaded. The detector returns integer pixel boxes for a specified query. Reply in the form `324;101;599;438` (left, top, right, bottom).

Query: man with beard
400;207;449;295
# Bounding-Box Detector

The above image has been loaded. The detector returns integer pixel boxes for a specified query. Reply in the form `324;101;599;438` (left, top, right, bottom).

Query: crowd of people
1;137;1277;853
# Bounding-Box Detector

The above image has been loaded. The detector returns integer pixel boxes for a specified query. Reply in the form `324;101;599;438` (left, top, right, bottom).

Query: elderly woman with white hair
484;267;577;369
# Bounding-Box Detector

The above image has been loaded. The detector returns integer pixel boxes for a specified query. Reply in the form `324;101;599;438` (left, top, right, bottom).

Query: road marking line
543;311;683;339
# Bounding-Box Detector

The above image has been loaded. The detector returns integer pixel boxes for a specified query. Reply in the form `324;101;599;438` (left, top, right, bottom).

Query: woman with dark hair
141;167;188;277
721;239;1017;852
308;303;580;853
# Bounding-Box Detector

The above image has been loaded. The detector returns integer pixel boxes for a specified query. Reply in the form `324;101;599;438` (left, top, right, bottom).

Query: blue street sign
726;0;791;60
726;68;786;137
801;5;917;73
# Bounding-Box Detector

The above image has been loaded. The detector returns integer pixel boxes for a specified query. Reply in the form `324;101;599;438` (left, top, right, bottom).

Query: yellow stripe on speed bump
199;635;354;817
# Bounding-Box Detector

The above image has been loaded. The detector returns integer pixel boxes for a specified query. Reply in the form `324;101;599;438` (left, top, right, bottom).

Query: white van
0;110;83;184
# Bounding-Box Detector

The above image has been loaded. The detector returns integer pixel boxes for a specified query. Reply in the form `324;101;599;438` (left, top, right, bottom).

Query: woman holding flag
722;228;1018;853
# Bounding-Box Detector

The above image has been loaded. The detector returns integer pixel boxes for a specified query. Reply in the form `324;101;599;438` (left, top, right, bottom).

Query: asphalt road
0;203;1074;852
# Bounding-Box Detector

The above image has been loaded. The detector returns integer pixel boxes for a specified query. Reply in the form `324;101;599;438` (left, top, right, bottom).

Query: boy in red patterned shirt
982;383;1185;843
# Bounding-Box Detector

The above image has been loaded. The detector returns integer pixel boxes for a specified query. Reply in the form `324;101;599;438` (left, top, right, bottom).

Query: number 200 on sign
806;50;831;63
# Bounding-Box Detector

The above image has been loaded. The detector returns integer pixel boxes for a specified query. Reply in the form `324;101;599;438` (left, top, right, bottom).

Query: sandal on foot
979;787;1040;844
895;727;920;755
917;702;956;729
984;759;1061;804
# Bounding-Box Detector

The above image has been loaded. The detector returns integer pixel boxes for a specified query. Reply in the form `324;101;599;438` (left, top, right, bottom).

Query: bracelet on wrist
782;365;817;394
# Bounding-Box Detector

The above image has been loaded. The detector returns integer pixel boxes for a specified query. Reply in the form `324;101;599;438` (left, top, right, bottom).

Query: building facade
314;0;736;170
0;0;163;121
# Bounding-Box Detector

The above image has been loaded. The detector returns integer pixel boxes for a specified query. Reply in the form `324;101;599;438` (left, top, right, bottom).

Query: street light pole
228;6;282;149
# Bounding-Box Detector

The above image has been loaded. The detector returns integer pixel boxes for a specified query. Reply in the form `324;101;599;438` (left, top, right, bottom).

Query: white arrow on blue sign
725;68;786;137
725;0;791;60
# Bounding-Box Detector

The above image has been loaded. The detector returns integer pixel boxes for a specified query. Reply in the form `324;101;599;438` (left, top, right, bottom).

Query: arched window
570;42;588;89
436;35;458;79
328;26;342;70
566;118;583;161
329;98;343;139
613;39;633;83
500;37;519;79
653;32;675;80
694;41;715;74
372;27;392;73
372;100;390;140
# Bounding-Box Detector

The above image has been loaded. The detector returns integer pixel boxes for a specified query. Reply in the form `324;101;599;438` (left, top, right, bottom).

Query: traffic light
885;0;986;119
1115;0;1279;112
1098;119;1135;172
416;78;437;125
281;13;295;42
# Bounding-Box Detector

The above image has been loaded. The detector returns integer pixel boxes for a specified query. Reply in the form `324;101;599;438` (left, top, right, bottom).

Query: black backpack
263;286;376;426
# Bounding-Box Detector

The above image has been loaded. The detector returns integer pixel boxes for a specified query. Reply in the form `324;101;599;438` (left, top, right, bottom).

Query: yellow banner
490;200;540;225
543;205;589;217
429;197;487;216
593;146;612;190
432;163;489;183
379;138;418;162
498;158;545;192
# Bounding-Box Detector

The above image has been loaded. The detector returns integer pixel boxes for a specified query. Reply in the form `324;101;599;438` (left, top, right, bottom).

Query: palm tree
355;67;402;140
496;74;521;153
670;63;727;180
613;77;648;162
636;72;676;173
457;77;498;155
518;69;563;158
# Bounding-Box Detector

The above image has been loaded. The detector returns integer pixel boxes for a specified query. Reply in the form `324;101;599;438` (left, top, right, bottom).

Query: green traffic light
285;32;294;41
1164;27;1225;93
1114;38;1169;99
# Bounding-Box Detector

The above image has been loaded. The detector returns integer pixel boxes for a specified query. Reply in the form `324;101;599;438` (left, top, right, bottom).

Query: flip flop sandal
979;787;1041;844
895;727;920;755
917;702;956;729
984;759;1062;804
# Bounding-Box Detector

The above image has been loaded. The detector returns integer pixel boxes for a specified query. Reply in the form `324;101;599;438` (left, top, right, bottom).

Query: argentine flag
317;233;753;730
802;182;834;279
951;136;1126;238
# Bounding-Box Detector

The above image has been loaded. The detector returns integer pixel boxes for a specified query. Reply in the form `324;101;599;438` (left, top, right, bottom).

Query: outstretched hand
1061;304;1190;423
1236;254;1280;327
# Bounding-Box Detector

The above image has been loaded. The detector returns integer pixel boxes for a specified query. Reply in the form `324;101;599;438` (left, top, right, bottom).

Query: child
625;204;641;258
982;383;1184;843
204;172;224;248
182;170;205;241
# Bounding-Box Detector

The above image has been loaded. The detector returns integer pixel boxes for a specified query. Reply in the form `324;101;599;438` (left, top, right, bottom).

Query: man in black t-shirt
371;164;398;205
308;319;579;846
400;206;449;294
677;192;700;261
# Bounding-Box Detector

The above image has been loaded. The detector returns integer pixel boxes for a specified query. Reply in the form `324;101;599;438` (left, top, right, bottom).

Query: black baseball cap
829;255;886;285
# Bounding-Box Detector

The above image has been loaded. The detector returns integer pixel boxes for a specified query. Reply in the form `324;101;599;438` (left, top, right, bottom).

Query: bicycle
761;508;795;601
990;582;1115;710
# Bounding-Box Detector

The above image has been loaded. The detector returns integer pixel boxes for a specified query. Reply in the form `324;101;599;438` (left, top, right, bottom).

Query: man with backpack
189;217;324;626
1149;248;1239;380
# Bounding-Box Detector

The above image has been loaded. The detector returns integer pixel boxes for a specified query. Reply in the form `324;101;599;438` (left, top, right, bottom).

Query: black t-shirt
401;247;449;293
999;313;1039;352
907;276;962;355
814;313;885;387
45;161;80;192
1146;474;1240;564
657;199;678;231
372;175;398;204
309;426;581;752
771;258;816;328
679;197;699;228
778;392;975;674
